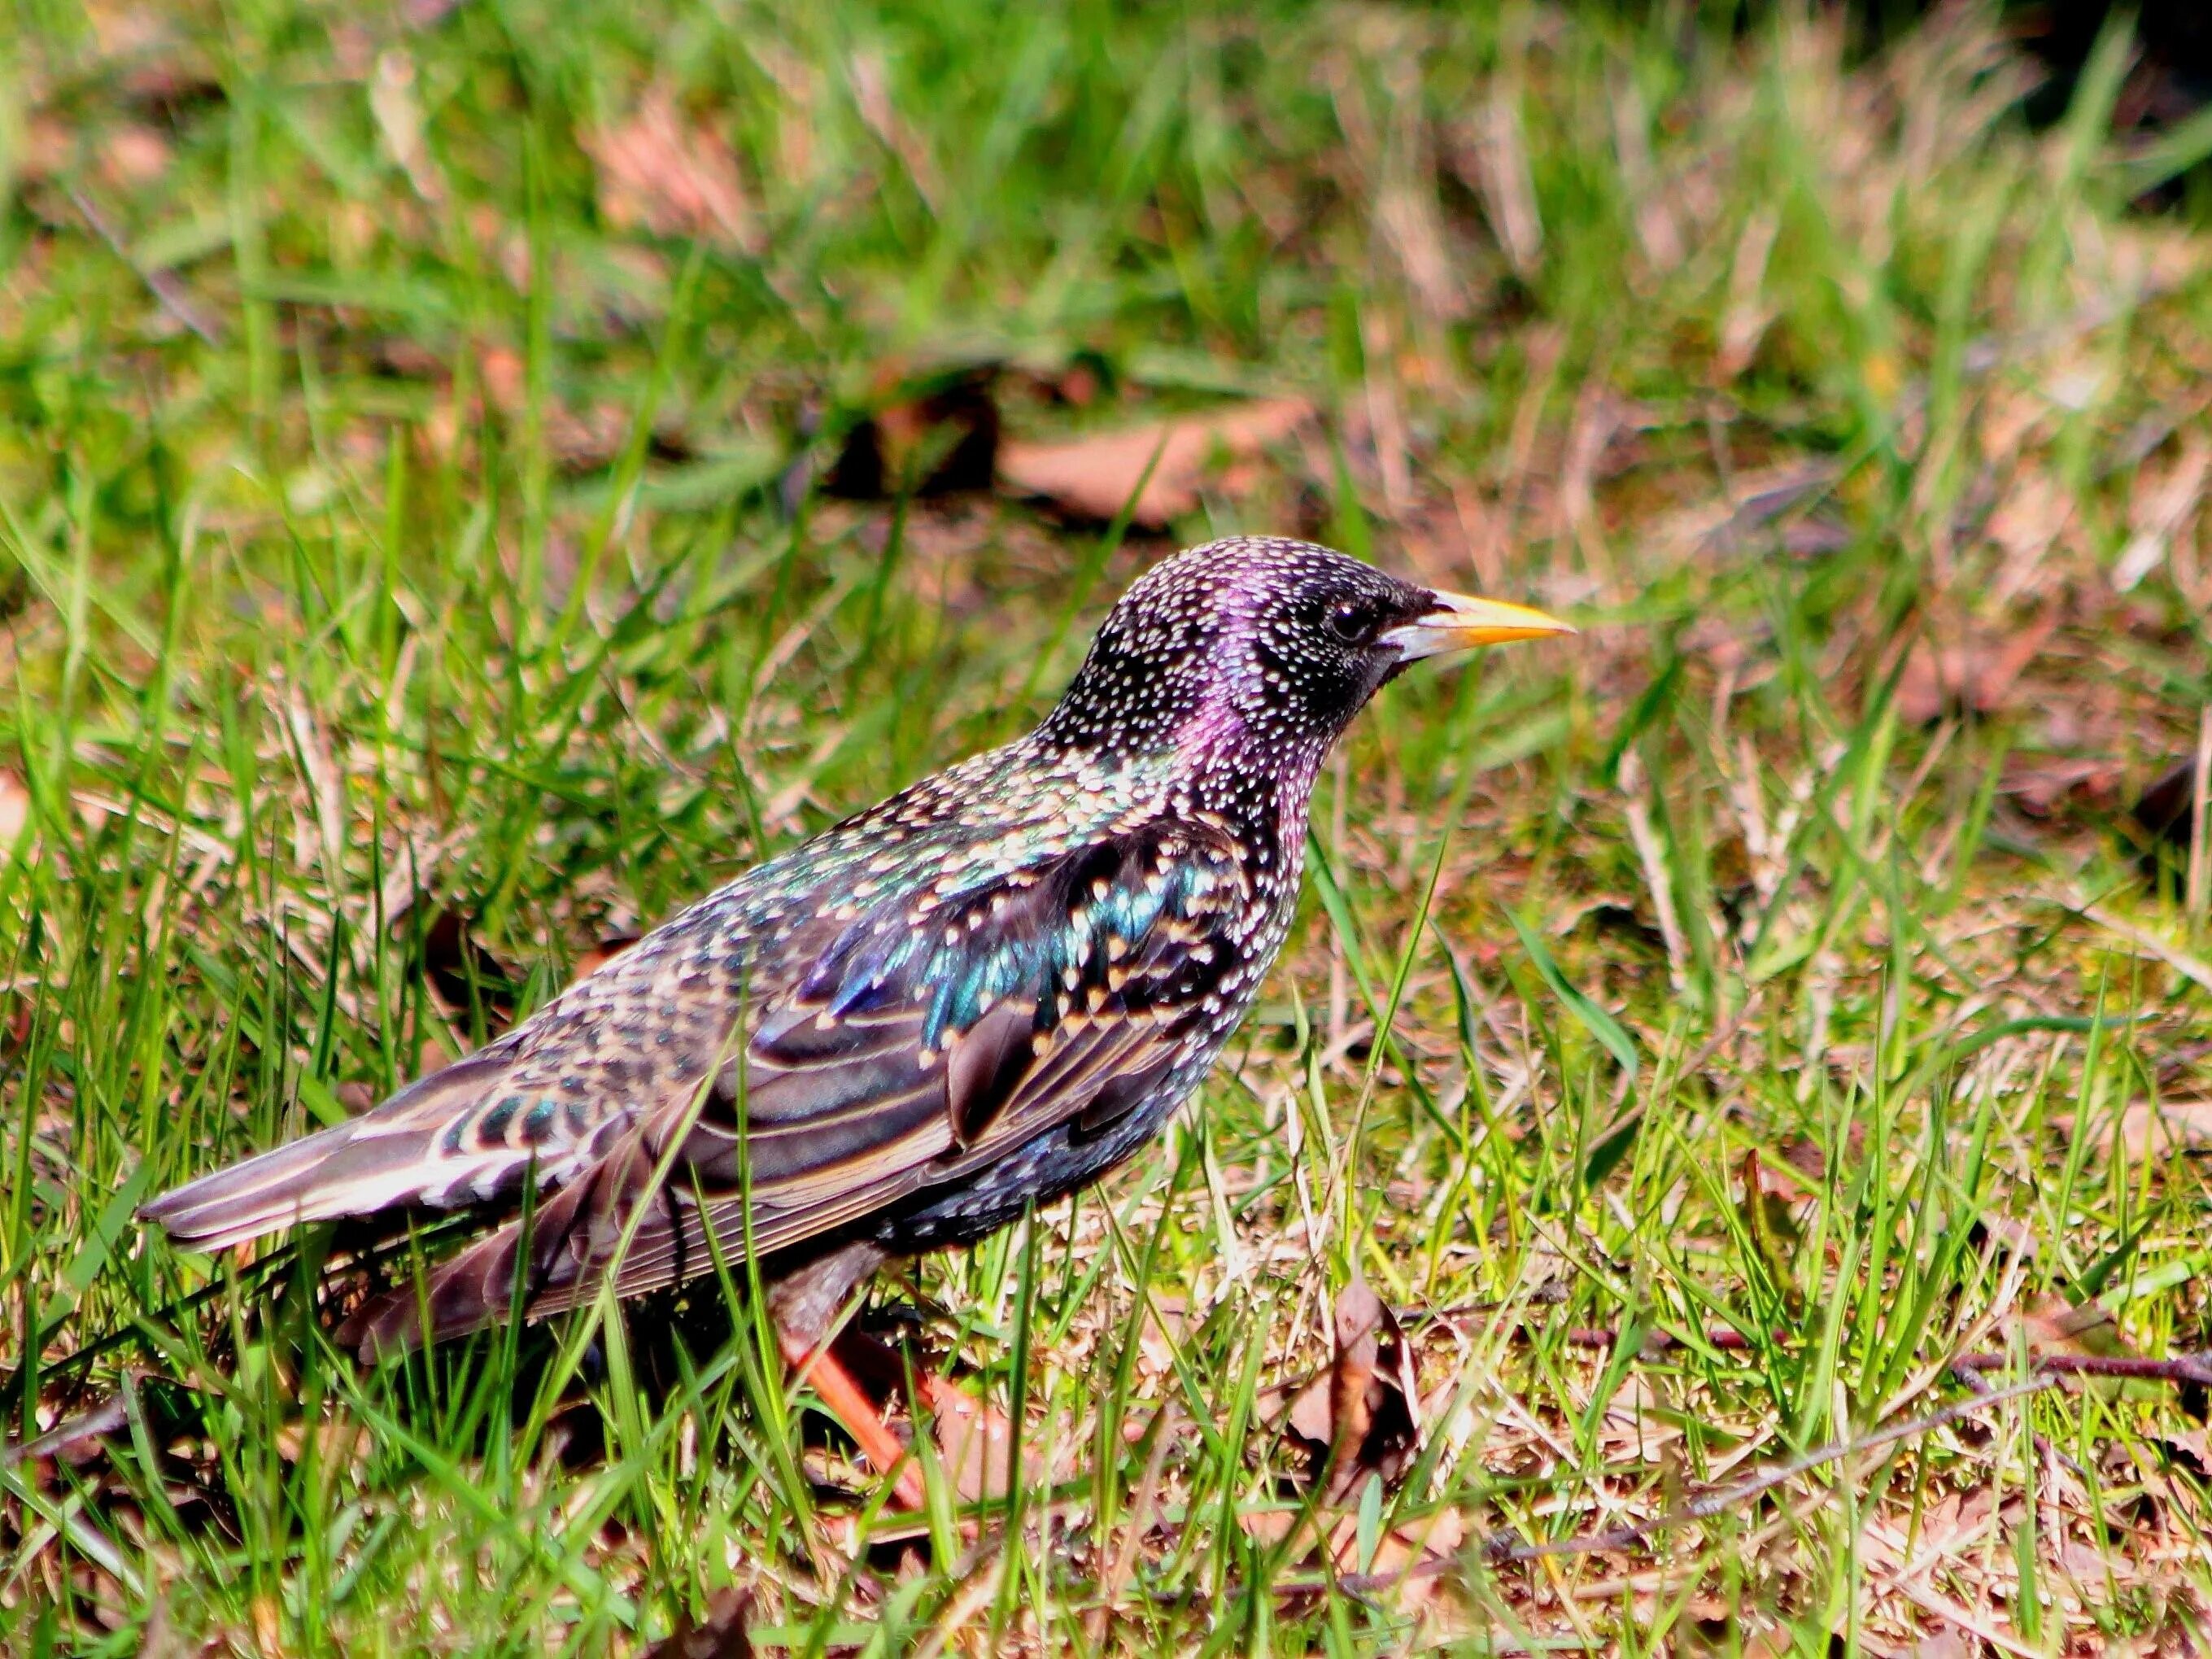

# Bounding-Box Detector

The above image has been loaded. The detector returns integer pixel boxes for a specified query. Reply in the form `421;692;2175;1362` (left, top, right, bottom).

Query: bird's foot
779;1325;929;1511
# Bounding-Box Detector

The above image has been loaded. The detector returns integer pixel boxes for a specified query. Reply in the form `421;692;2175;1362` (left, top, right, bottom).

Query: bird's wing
346;819;1251;1351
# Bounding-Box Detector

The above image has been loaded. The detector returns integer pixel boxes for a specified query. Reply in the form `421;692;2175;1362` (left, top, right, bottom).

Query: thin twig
68;187;225;347
1952;1350;2212;1387
1560;1324;1760;1355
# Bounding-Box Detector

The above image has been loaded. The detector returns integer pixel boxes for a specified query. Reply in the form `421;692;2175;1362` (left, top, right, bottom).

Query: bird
139;536;1570;1499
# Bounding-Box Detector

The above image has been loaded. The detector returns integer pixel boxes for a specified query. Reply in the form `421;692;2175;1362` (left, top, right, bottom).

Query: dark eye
1326;601;1372;644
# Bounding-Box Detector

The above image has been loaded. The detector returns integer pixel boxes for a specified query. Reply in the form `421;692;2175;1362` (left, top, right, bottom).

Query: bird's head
1037;537;1573;771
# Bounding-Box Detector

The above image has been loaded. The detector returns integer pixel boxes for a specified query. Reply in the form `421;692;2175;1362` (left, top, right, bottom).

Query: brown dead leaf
1356;1504;1466;1610
1283;1277;1422;1504
997;398;1314;528
1894;612;2057;726
1986;469;2076;600
2162;1424;2210;1477
474;343;649;469
272;1417;372;1467
102;125;171;189
2018;1293;2131;1361
252;1594;282;1659
1907;1630;1973;1659
2000;754;2126;818
1455;90;1542;278
371;50;445;205
1716;207;1780;380
1134;1294;1189;1382
1649;461;1840;561
918;1375;1016;1505
7;1388;130;1470
1776;1136;1826;1183
0;767;28;847
478;344;524;412
915;1373;1074;1505
2131;749;2205;884
823;367;1000;500
644;1588;754;1659
2114;434;2210;592
1240;1499;1466;1609
1237;1500;1466;1608
2097;1098;2212;1162
584;87;758;253
415;908;521;1032
1976;1214;2040;1258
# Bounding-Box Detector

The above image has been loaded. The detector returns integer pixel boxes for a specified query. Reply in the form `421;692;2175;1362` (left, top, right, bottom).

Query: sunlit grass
4;0;2211;1651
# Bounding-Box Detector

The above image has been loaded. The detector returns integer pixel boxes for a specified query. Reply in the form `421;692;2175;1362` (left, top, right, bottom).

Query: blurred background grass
4;0;2212;1651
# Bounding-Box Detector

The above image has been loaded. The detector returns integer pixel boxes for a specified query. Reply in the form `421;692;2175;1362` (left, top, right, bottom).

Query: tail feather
137;1122;439;1251
137;1054;524;1252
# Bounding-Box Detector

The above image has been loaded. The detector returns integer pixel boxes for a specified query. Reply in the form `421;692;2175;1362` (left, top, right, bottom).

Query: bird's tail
137;1054;523;1253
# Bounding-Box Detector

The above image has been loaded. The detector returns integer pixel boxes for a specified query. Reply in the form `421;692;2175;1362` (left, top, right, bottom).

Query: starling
141;537;1569;1492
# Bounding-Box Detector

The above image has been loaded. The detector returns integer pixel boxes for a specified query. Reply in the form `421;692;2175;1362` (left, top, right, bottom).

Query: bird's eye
1326;601;1373;644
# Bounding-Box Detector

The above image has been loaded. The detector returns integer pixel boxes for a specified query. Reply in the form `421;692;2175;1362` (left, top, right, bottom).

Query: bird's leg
766;1242;927;1510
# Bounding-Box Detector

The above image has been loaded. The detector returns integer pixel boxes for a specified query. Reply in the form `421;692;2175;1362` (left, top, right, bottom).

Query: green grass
6;0;2212;1651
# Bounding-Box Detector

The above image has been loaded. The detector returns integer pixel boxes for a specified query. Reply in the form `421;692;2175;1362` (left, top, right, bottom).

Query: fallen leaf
914;1369;1078;1505
474;343;650;469
810;1323;1071;1507
1776;1136;1827;1183
1908;1629;1973;1659
645;1588;754;1659
823;366;1000;500
2130;740;2207;887
272;1417;373;1467
2114;434;2209;592
584;87;758;253
1281;1277;1422;1504
997;398;1314;528
370;50;444;204
6;1388;130;1470
0;768;28;847
478;345;525;411
2000;755;2126;818
917;1374;1019;1505
1715;207;1779;379
2097;1098;2212;1162
415;908;522;1033
2162;1425;2210;1477
102;125;171;189
1455;91;1542;277
1986;470;2075;600
1974;1214;2040;1258
1893;612;2057;726
2018;1293;2131;1362
1134;1294;1189;1382
1650;461;1842;561
1359;1504;1465;1611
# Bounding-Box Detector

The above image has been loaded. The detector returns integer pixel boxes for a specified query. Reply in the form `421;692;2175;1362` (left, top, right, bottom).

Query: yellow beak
1381;590;1577;661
